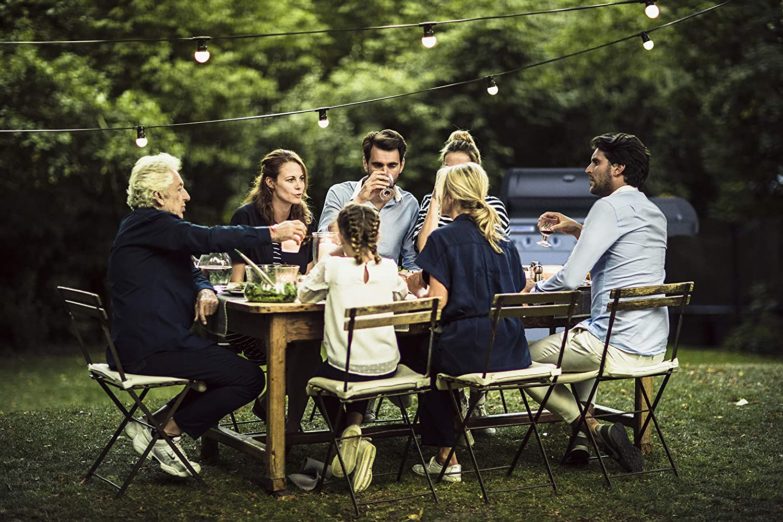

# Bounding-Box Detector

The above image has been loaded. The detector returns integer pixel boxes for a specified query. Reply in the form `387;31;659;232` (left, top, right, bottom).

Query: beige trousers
525;327;664;424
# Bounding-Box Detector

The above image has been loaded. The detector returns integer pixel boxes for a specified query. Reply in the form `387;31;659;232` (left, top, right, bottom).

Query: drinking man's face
363;146;404;183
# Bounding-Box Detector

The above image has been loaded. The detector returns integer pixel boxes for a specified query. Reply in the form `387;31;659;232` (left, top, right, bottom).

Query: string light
194;38;210;63
317;109;329;128
644;1;660;19
0;2;733;136
641;31;654;50
135;126;147;148
486;77;499;95
421;24;437;48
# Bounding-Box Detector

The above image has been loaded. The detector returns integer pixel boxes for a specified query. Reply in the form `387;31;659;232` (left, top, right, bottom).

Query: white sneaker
124;418;144;440
330;425;362;478
351;439;376;493
412;456;462;483
473;403;497;437
132;429;201;477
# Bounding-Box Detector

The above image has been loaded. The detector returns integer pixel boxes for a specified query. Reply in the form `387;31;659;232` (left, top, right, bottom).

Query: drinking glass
312;231;341;263
536;219;555;248
379;174;395;201
197;252;232;285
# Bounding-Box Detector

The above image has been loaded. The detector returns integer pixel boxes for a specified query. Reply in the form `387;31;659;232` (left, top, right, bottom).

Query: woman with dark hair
230;149;315;277
228;149;319;433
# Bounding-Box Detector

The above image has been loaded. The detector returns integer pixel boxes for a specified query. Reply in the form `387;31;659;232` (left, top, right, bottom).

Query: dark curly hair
590;133;651;188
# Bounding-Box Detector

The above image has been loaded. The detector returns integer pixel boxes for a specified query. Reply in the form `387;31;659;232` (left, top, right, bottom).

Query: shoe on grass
472;403;497;437
597;422;643;472
132;429;201;477
351;439;376;493
562;432;590;466
412;456;462;483
124;417;144;440
330;425;362;478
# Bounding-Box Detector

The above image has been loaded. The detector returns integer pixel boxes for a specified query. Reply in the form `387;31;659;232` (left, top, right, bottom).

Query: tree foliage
0;0;780;349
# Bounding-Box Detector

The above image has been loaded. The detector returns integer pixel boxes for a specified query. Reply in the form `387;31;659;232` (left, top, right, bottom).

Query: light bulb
486;77;499;96
421;24;437;48
194;38;210;63
641;32;654;50
317;109;329;129
644;1;660;19
135;126;147;148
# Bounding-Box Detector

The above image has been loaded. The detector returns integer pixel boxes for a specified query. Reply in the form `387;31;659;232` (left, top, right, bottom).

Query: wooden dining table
202;288;654;495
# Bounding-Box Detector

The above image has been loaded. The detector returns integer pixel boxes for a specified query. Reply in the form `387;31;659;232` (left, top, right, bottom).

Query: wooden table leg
263;317;288;493
635;377;653;455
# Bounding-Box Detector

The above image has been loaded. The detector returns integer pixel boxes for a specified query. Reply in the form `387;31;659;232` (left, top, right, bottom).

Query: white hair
126;153;181;209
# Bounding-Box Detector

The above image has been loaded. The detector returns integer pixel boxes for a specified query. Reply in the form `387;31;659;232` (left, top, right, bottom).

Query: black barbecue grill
501;168;699;266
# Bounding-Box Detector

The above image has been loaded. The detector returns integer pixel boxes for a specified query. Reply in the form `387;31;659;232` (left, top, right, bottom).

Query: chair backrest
57;286;129;381
483;290;581;378
604;281;695;364
341;297;440;392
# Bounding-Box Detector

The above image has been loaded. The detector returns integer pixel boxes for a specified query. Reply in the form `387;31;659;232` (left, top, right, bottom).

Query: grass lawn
1;347;781;520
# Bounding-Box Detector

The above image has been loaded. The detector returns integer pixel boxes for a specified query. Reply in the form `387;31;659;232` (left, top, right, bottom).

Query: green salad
243;282;297;303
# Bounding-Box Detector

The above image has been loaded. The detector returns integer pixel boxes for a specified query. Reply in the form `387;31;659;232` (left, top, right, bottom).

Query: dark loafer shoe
598;422;643;473
562;432;590;466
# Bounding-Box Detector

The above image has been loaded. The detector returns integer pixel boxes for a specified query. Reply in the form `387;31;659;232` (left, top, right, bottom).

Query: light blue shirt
535;186;668;356
318;177;420;270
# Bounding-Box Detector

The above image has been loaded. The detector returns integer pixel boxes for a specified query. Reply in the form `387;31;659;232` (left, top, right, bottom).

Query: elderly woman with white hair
108;152;307;479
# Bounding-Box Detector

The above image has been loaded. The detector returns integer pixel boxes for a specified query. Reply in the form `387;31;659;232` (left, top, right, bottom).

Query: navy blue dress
416;214;531;375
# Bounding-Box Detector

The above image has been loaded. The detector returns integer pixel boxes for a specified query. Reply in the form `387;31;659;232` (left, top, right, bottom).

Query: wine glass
536;219;555;248
379;174;395;201
197;252;232;286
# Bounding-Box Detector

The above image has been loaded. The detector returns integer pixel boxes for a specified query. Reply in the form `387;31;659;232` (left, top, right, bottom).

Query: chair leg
520;391;557;494
499;389;509;414
315;396;359;516
228;412;240;432
565;381;612;488
638;377;678;476
446;386;490;503
508;383;555;476
399;400;439;503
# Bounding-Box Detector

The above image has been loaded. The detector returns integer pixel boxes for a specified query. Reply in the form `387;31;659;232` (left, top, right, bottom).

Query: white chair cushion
435;362;558;390
88;363;196;390
555;369;601;384
604;358;679;378
306;364;429;400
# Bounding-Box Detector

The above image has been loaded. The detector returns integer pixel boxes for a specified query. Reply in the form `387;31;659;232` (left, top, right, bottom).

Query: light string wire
0;1;641;45
0;1;731;135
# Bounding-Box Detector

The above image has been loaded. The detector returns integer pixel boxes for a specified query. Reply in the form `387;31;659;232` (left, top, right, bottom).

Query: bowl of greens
243;264;299;303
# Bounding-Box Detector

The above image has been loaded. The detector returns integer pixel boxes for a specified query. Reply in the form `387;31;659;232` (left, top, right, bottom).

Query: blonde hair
439;130;481;165
243;149;313;225
439;162;503;253
337;204;382;265
126;153;181;209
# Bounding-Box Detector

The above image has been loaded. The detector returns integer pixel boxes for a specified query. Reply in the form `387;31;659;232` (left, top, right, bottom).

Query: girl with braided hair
411;162;531;483
298;203;409;492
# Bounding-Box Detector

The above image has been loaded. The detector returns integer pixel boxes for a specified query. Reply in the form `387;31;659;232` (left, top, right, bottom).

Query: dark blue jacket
107;207;271;369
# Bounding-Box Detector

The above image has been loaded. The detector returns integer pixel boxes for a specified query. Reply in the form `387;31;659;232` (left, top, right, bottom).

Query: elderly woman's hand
194;288;219;325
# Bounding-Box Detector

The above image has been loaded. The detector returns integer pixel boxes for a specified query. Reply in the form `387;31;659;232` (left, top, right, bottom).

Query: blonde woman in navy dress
412;162;530;482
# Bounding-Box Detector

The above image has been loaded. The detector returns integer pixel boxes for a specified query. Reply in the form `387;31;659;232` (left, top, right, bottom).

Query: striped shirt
413;194;511;248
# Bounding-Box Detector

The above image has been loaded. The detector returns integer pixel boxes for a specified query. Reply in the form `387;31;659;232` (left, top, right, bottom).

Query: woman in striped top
412;131;510;436
413;130;510;253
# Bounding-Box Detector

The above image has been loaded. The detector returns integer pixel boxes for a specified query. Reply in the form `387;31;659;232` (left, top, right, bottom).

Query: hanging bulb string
0;1;649;46
0;1;732;135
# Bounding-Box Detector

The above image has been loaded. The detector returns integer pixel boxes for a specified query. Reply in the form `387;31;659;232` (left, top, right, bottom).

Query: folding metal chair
435;290;581;503
305;297;440;516
562;281;694;487
57;286;205;496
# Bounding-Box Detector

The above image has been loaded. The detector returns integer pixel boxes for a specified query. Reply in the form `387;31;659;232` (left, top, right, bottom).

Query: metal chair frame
436;290;581;503
308;297;440;516
563;281;694;487
57;286;205;496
